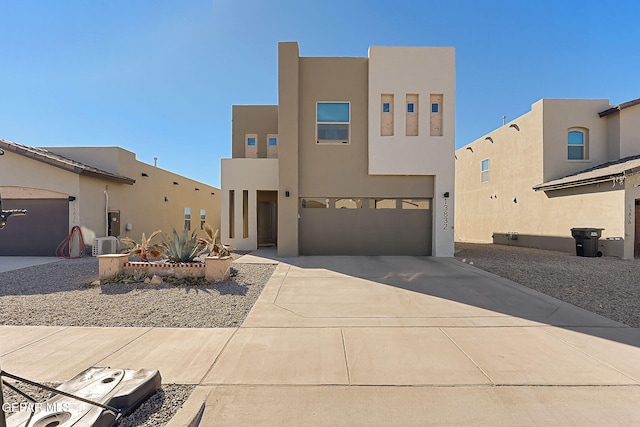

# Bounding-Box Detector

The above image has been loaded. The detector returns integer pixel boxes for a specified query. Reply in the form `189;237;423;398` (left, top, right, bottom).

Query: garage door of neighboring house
0;199;69;256
299;197;432;256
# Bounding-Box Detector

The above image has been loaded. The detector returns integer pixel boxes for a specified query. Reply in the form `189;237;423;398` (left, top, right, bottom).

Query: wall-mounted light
68;196;76;202
164;196;169;202
285;191;290;197
444;192;450;198
513;197;517;203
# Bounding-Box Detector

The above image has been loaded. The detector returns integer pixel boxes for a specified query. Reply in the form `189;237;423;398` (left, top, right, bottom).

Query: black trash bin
570;228;604;257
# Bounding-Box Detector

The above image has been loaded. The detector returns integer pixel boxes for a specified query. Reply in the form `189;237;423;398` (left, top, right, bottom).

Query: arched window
568;128;588;160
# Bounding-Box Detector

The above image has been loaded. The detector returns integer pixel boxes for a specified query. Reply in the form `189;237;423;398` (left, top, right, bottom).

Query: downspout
104;186;109;237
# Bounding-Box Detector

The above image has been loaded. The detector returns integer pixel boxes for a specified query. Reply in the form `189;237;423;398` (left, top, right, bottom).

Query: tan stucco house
0;139;220;256
455;98;640;259
221;42;455;257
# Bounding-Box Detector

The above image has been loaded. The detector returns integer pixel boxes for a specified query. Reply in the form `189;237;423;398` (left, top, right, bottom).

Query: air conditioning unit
92;237;118;256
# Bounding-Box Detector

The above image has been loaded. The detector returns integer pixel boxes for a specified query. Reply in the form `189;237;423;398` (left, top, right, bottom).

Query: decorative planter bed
98;254;232;282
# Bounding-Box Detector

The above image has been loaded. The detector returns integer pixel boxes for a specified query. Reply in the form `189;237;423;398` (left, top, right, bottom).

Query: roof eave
533;175;621;192
80;169;136;185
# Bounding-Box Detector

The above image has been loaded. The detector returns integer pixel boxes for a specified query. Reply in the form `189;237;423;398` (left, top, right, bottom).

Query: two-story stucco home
455;98;640;259
221;42;455;257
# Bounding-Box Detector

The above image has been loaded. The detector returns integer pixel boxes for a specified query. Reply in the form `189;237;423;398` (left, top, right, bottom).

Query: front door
258;202;277;247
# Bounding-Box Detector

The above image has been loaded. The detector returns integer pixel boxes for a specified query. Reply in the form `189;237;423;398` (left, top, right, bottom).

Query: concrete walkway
2;254;640;425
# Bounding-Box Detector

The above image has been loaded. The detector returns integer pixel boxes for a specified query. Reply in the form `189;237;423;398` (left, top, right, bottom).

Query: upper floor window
317;102;350;144
481;158;490;183
568;128;588;160
247;137;256;146
268;137;278;146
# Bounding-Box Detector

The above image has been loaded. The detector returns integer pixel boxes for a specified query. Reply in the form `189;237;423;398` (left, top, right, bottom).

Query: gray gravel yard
455;242;640;328
0;257;275;328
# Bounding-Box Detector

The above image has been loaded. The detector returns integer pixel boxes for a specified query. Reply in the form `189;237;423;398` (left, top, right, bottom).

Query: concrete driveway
0;256;59;273
2;253;640;425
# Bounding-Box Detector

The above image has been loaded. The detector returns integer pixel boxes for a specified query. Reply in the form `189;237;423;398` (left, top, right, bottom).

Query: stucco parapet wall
98;255;231;281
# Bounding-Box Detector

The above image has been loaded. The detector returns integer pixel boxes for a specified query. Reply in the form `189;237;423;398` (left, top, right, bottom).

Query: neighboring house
221;42;455;257
0;139;220;256
455;98;640;259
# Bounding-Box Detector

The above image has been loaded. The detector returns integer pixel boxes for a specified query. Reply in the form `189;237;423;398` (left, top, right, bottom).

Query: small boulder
150;275;163;284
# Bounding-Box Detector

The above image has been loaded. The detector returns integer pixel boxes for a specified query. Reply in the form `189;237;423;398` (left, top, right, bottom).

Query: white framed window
481;158;490;183
200;209;206;230
317;102;350;144
568;128;588;160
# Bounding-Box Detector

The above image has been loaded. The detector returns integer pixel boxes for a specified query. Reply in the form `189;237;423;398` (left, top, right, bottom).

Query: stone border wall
98;254;231;282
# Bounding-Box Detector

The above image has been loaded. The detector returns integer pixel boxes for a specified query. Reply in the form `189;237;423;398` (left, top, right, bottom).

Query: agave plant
162;227;204;263
121;230;164;262
197;223;231;257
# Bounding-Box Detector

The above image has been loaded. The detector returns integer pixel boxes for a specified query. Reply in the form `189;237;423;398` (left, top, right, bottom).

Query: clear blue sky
2;0;639;188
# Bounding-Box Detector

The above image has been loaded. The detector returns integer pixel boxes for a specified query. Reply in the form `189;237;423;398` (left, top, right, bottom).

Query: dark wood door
258;202;277;246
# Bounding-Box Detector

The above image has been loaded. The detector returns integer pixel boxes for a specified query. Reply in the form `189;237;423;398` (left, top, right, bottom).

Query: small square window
383;103;390;113
407;103;414;113
431;103;439;113
268;137;277;146
247;137;256;146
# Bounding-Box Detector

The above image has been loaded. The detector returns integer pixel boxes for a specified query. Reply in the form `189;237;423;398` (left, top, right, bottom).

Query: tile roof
598;97;640;117
0;138;135;185
533;154;640;191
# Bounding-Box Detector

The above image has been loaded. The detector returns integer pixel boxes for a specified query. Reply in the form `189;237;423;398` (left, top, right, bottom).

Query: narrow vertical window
242;190;249;239
245;134;258;158
430;94;443;136
184;207;191;231
228;190;235;238
267;134;278;158
481;159;490;183
200;209;206;230
381;94;394;136
406;94;418;136
568;129;587;160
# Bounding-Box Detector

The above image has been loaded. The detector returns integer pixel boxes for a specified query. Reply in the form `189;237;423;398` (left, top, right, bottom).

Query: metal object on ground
2;366;161;427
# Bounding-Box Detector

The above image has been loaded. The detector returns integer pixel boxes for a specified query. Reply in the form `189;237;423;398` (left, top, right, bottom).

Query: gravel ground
0;256;276;328
455;242;640;327
0;253;275;425
1;380;195;427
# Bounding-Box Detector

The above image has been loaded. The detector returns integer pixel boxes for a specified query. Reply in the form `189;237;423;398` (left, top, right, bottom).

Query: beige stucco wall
540;99;610;182
618;105;640;159
231;106;278;159
455;99;630;258
624;173;640;259
2;146;220;253
277;42;300;257
221;158;278;250
367;46;455;257
455;103;544;244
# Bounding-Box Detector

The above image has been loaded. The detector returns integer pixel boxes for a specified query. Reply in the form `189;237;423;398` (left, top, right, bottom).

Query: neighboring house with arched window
455;97;640;259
